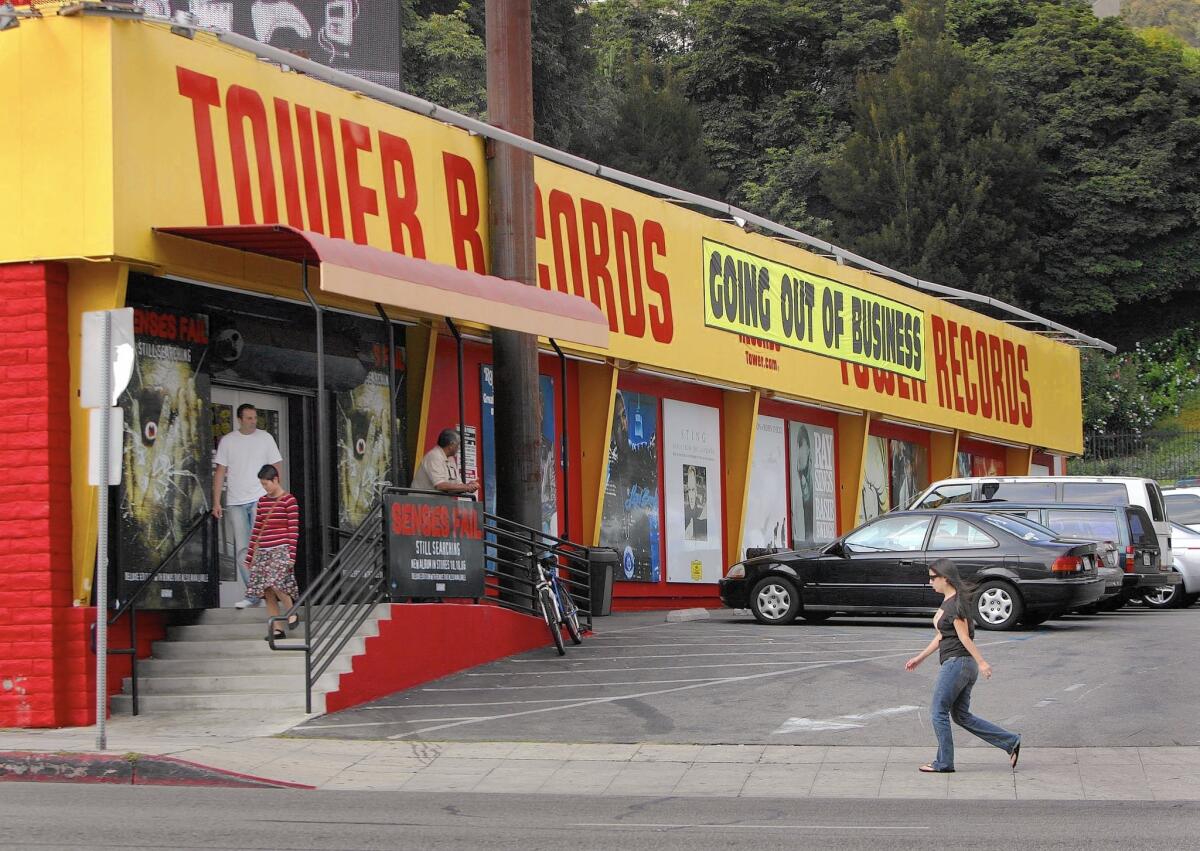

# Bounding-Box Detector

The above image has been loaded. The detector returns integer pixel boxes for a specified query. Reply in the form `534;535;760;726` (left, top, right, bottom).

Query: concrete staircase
111;604;393;716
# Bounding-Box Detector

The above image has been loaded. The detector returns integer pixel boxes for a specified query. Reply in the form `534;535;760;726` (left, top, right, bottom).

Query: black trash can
586;547;617;617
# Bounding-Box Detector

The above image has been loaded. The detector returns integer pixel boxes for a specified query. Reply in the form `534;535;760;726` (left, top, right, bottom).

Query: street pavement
289;605;1200;746
3;608;1200;801
3;784;1200;850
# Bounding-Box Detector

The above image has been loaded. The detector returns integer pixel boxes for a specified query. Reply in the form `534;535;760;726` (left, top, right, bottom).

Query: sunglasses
928;573;941;581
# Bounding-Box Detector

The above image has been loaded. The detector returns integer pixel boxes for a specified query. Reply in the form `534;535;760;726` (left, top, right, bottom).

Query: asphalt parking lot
291;605;1200;747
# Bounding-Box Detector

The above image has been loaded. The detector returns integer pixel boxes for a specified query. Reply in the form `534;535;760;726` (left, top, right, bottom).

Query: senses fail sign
385;494;485;599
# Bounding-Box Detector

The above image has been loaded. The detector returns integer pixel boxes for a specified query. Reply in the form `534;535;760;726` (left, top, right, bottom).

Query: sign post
81;308;135;751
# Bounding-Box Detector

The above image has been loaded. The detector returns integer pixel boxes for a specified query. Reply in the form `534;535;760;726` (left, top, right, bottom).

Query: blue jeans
227;500;259;599
930;656;1020;771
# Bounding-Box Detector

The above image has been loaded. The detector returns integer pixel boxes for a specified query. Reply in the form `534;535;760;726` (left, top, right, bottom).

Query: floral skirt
246;545;299;599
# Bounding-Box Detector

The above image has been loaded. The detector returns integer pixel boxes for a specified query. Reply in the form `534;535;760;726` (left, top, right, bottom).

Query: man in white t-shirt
212;403;283;608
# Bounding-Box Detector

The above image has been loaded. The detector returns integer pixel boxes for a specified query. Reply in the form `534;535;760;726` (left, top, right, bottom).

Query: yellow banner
2;16;1083;455
701;239;925;379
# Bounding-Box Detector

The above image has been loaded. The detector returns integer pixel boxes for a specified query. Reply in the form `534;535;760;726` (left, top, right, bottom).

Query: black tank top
936;597;973;664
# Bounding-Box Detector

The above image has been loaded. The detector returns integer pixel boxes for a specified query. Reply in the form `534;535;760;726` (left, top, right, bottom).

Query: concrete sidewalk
2;712;1199;799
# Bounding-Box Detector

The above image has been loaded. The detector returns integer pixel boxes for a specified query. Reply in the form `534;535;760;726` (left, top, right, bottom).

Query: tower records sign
137;1;401;89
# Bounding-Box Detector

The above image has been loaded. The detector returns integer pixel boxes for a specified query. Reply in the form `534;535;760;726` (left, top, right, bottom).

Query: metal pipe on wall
299;260;331;567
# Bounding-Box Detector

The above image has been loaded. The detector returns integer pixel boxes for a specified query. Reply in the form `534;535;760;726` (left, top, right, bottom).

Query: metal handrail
266;493;602;713
267;501;387;713
99;512;216;716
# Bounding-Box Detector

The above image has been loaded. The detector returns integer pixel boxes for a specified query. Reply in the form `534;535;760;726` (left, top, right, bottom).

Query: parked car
719;509;1105;631
1141;522;1200;610
1164;486;1200;534
909;476;1173;565
948;502;1178;612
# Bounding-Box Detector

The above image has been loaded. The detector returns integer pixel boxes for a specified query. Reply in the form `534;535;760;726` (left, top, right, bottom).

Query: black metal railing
267;501;387;713
99;512;217;716
482;512;594;632
267;491;597;713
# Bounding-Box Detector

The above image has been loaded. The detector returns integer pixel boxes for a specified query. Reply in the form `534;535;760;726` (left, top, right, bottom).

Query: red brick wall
0;262;168;727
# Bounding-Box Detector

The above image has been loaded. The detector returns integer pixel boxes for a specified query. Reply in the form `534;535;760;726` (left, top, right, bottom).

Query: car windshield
978;513;1058;542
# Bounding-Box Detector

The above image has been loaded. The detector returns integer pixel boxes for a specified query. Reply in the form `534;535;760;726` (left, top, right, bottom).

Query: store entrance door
211;387;291;607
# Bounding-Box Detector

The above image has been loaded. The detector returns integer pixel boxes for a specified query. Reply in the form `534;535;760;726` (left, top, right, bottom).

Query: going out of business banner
703;239;926;379
742;415;788;559
789;422;837;546
663;400;723;583
599;391;660;583
137;1;401;89
117;306;215;610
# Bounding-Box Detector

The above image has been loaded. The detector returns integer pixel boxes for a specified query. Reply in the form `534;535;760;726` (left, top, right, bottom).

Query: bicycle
534;554;583;655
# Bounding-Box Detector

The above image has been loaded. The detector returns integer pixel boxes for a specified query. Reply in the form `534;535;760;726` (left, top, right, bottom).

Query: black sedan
719;510;1106;630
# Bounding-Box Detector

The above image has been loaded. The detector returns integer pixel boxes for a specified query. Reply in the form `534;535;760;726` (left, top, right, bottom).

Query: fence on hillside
1069;429;1200;483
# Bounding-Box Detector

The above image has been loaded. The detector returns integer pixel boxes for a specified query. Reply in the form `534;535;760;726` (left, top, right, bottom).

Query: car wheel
974;580;1023;631
749;577;801;625
1142;573;1184;609
800;610;832;623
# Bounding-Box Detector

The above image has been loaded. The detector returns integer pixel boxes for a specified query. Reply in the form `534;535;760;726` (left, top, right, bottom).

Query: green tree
820;0;1042;303
580;59;727;197
964;1;1200;326
401;2;487;117
1122;0;1200;47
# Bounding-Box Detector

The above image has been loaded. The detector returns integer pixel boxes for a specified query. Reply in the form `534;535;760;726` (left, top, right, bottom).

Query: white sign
742;416;788;559
457;423;478;482
663;400;723;583
80;309;135;409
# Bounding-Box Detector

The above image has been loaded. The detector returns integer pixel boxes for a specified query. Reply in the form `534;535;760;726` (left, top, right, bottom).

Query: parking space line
389;640;1018;740
503;647;914;663
423;677;726;691
360;696;622;708
466;657;916;675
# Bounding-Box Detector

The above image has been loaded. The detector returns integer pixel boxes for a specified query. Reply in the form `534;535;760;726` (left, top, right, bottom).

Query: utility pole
486;1;542;549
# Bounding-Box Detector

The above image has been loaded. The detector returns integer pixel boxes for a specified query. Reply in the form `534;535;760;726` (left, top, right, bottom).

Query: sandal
287;614;300;631
919;764;954;773
265;629;285;641
1010;741;1021;770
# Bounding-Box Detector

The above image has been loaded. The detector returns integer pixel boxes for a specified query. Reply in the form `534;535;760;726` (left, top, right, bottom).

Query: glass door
211;387;290;607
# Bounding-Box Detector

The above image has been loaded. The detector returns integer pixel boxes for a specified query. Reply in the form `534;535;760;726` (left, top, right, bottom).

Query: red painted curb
0;752;313;789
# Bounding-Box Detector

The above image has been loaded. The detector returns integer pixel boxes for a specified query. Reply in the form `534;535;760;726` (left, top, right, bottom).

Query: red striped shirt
246;492;300;565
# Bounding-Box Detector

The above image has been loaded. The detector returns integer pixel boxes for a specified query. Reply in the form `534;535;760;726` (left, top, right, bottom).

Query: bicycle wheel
539;587;565;656
558;583;583;645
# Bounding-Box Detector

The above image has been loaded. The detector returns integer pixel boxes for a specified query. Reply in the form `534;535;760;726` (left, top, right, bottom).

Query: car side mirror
826;541;846;557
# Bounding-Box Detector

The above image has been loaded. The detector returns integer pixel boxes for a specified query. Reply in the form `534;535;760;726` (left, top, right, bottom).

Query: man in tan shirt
411;428;480;495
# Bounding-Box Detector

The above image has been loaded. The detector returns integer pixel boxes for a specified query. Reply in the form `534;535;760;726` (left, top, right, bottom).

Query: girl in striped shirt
245;464;301;639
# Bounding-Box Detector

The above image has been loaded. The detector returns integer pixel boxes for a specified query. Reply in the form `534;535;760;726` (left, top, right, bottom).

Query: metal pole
300;260;331;568
95;311;111;750
487;0;540;539
549;339;569;540
375;304;401;487
445;318;467;484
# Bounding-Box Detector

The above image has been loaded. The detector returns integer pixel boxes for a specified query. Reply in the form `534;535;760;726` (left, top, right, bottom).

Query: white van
910;476;1173;564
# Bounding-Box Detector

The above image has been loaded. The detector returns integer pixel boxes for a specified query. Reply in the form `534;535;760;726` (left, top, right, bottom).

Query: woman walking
905;558;1021;773
244;464;300;640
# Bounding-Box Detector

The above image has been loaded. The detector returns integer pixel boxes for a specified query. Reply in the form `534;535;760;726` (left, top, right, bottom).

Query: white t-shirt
215;429;283;505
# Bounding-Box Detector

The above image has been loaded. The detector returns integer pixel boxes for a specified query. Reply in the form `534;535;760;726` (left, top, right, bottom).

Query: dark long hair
929;558;974;621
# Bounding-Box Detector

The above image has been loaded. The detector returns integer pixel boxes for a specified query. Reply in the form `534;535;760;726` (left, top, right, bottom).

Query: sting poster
859;435;891;524
789;422;837;546
117;307;215;610
663;400;723;583
599;391;660;583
